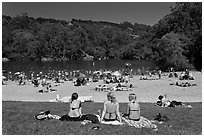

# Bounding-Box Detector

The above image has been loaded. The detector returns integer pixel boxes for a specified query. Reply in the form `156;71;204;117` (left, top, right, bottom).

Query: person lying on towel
100;92;122;123
123;93;140;121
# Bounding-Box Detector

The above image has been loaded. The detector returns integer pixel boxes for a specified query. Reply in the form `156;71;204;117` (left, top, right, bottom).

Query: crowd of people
3;65;197;131
2;66;197;95
2;65;135;93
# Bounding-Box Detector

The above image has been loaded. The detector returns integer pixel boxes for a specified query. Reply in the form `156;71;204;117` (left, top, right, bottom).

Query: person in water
100;92;122;122
59;92;82;121
125;93;140;121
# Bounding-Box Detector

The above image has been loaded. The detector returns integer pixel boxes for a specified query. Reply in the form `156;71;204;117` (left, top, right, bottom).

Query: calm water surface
2;59;157;75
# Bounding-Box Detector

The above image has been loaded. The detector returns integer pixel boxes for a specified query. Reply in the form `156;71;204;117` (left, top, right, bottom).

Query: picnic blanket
121;116;157;129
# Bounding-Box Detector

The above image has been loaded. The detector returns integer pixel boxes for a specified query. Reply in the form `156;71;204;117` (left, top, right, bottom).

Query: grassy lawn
2;101;202;135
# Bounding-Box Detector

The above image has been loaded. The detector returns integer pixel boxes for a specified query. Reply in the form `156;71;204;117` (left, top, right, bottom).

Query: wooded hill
2;2;202;70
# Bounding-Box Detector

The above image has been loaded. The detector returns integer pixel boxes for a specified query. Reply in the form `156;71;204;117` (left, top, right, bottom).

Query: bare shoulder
115;101;120;105
77;99;81;104
104;100;109;104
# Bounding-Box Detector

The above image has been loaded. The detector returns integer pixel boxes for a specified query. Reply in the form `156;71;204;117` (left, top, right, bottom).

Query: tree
154;32;192;70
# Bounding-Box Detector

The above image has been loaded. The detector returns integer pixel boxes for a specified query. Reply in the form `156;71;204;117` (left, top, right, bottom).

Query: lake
2;59;157;76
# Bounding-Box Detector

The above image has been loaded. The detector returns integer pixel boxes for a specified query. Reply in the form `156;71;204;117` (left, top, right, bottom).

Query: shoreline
2;71;202;103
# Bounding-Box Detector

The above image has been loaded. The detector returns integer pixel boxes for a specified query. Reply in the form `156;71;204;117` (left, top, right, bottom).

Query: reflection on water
2;59;157;75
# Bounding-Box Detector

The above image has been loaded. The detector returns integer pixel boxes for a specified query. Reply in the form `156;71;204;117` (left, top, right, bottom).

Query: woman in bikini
100;92;122;122
59;92;82;121
125;93;140;121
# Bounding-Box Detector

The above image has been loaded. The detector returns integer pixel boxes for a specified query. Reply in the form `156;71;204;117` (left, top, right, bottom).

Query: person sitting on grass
59;92;82;121
121;94;158;130
123;93;140;121
155;95;192;108
156;95;171;107
100;92;122;122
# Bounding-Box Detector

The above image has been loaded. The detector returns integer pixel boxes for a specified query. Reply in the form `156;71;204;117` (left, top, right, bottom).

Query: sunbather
171;81;197;87
100;92;122;122
156;95;192;108
123;93;140;121
156;95;171;107
121;93;157;129
59;92;82;121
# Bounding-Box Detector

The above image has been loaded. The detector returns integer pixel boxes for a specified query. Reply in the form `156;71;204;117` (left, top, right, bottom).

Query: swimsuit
71;107;79;110
129;118;140;121
105;112;117;121
129;103;140;120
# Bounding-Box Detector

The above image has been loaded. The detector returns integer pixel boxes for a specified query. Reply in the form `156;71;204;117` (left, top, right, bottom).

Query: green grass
2;101;202;135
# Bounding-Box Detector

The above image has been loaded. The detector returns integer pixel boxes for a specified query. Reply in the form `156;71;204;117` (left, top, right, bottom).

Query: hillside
2;2;202;70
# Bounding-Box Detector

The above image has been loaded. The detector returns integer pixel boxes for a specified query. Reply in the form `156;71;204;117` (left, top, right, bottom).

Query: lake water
2;59;157;75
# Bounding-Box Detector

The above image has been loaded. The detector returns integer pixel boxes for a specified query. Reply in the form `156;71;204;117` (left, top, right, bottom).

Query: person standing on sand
124;74;130;84
158;70;162;79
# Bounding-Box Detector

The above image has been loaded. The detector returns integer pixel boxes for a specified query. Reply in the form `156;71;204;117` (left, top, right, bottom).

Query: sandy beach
2;71;202;103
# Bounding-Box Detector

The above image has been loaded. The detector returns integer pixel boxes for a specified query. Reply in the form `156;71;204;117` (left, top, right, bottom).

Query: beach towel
101;120;124;125
61;96;93;102
121;116;157;129
95;114;123;125
50;96;93;102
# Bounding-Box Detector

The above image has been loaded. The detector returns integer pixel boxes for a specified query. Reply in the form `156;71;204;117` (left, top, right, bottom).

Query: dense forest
2;2;202;70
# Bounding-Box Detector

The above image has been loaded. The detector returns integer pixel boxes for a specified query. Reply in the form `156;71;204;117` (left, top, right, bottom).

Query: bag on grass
35;110;50;120
153;113;169;122
80;114;99;123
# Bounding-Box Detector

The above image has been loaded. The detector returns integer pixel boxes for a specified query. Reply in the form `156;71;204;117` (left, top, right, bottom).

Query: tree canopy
2;2;202;70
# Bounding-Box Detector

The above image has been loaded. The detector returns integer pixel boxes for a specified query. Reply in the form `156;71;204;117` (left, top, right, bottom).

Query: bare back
68;100;81;117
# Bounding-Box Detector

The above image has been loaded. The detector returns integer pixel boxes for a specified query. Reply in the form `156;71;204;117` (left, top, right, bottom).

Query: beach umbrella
14;72;21;75
112;71;122;77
